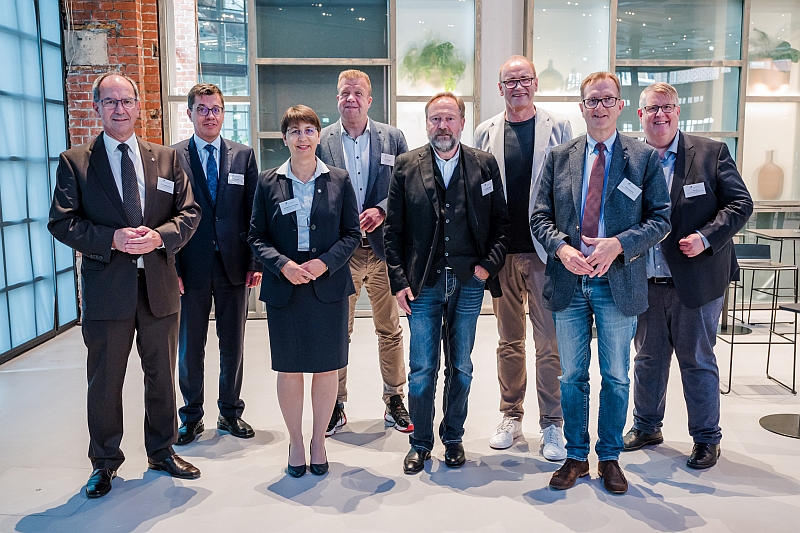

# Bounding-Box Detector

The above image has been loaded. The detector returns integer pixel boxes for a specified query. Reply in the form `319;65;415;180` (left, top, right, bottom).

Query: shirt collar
340;119;370;140
665;130;680;157
587;131;617;154
193;133;221;154
103;132;139;157
277;157;330;182
433;144;461;166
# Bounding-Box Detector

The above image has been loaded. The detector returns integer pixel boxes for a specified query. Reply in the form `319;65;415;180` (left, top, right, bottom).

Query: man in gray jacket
474;55;571;460
531;72;670;495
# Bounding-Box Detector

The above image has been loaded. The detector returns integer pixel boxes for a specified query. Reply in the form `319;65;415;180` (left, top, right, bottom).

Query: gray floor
1;311;799;533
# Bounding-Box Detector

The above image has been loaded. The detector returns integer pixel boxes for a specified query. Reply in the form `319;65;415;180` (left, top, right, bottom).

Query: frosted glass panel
57;272;78;326
46;103;67;156
39;0;62;42
24;100;47;158
4;225;33;286
27;162;50;219
0;32;22;94
748;1;800;96
30;221;54;279
0;161;29;222
743;102;800;201
397;101;473;152
0;295;9;353
20;40;42;97
0;99;26;156
396;0;475;96
43;45;64;101
533;0;610;96
535;102;586;137
8;285;36;346
14;0;37;36
55;241;74;272
35;280;54;334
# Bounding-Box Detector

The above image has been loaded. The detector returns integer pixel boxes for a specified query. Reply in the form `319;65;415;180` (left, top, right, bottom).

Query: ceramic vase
757;150;784;200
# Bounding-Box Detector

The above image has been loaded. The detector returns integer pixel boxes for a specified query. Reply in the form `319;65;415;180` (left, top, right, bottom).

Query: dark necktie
205;144;218;204
118;143;143;227
582;142;606;240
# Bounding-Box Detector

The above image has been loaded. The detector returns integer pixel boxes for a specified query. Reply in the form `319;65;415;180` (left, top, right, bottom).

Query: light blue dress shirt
340;122;370;213
433;145;461;188
276;157;329;252
192;134;221;176
579;131;617;256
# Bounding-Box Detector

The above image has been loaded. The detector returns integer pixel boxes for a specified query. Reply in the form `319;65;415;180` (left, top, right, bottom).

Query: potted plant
402;39;466;92
749;28;800;92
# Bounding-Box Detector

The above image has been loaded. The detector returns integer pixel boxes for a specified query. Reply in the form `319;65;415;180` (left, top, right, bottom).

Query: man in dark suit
385;92;510;474
531;72;670;494
172;83;261;445
317;69;411;437
622;82;753;469
48;72;201;498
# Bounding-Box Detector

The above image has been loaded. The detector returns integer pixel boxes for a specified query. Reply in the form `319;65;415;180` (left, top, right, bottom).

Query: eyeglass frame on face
582;96;621;109
287;126;318;138
99;98;138;110
641;104;678;115
194;104;224;117
501;77;535;90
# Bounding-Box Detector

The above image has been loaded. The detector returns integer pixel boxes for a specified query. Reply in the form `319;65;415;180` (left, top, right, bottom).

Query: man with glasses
172;83;261;446
475;55;571;459
622;82;752;469
531;72;670;494
49;71;201;498
317;70;411;436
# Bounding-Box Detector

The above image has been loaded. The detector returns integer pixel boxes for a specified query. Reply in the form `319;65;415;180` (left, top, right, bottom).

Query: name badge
481;180;494;196
228;172;245;185
157;177;174;194
279;198;301;215
381;153;395;166
617;178;642;201
683;183;706;198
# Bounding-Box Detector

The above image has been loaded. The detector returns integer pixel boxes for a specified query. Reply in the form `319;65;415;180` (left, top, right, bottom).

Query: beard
428;128;459;152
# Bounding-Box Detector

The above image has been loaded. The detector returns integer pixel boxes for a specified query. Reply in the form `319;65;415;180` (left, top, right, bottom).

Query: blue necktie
204;144;218;204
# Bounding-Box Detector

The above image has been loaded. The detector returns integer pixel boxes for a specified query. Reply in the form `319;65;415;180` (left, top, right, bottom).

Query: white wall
478;0;524;124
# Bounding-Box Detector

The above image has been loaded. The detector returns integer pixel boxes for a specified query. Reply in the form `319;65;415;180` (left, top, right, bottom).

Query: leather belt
650;277;673;284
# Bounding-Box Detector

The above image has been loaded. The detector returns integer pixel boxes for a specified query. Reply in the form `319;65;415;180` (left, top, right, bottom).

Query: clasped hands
281;258;327;285
557;236;622;277
113;227;162;255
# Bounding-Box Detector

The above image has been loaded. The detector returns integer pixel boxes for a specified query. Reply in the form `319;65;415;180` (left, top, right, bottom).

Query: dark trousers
633;281;724;444
178;253;248;424
82;272;179;470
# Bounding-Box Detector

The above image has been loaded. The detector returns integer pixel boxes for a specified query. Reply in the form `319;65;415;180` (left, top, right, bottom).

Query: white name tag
481;180;494;196
157;177;174;194
228;172;245;185
279;198;301;215
617;178;642;201
683;183;706;198
381;153;395;166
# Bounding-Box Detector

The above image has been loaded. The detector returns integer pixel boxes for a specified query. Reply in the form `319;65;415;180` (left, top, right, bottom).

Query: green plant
402;39;466;92
750;28;800;63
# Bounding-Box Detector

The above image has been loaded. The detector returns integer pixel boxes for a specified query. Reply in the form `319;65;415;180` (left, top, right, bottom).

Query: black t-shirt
504;116;536;254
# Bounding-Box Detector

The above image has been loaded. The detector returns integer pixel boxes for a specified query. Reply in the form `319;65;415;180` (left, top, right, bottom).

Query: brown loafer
598;460;628;494
549;458;589;490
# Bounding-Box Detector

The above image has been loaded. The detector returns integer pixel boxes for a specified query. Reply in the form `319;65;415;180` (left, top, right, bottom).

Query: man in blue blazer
531;72;670;494
317;70;412;436
172;84;261;445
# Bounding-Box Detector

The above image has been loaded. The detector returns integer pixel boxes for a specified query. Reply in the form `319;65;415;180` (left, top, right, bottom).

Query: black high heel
287;444;306;478
309;441;329;476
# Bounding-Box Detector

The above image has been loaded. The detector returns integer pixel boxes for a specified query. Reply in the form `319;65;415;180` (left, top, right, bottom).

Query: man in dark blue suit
172;84;261;445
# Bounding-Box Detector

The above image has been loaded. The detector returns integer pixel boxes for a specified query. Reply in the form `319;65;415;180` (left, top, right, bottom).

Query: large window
0;0;75;363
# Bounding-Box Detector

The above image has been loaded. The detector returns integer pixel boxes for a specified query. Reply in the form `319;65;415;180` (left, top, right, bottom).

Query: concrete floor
0;311;799;532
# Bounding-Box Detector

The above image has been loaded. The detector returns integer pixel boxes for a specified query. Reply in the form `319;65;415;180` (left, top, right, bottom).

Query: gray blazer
531;133;671;316
474;107;573;262
317;118;408;261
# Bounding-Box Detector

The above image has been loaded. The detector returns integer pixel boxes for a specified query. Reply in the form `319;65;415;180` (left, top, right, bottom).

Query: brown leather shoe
598;460;628;494
549;458;589;490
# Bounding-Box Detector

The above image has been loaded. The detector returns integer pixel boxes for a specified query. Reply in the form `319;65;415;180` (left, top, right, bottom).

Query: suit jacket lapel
419;147;440;216
570;137;586;218
187;137;214;206
605;135;628;203
326;122;346;169
310;172;327;218
462;146;480;233
365;119;381;203
138;138;159;226
88;133;128;224
217;137;231;203
488;116;506;196
672;131;691;208
532;110;553;192
278;174;298;227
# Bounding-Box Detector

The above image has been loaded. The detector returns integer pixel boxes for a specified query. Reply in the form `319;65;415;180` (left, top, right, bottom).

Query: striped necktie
118;143;143;227
582;142;606;240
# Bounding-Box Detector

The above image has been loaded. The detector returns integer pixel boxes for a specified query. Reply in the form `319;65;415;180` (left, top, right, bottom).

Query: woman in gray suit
249;105;360;477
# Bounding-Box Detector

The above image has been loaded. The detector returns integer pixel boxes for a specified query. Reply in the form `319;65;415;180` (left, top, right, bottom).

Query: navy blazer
249;164;361;308
172;137;259;288
531;133;671;316
317;118;409;261
661;132;753;309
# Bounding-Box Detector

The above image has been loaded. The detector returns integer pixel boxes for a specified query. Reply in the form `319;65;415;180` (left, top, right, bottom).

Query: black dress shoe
217;415;255;439
148;454;201;479
444;442;466;468
176;421;204;446
622;427;664;451
403;447;430;474
598;460;628;494
687;443;720;469
309;441;329;476
85;468;116;498
287;444;306;478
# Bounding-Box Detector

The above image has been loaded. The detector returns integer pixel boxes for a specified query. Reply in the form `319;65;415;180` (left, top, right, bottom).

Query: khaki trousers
492;252;563;427
340;245;406;404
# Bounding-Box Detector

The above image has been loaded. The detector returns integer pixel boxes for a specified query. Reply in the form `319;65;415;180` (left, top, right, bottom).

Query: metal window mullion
390;0;396;126
737;0;752;166
247;0;258;160
609;0;618;74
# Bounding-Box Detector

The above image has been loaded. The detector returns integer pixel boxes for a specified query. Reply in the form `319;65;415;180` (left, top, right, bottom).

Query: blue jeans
406;270;485;452
554;275;637;462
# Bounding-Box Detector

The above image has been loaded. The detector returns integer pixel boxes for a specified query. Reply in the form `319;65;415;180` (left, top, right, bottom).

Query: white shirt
193;134;222;178
103;133;146;267
340;122;370;213
433;145;461;188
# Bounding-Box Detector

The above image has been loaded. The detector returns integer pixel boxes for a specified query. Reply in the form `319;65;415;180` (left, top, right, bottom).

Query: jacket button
311;224;316;230
311;247;317;253
445;237;449;241
211;240;216;245
444;252;449;257
131;260;136;264
215;217;219;222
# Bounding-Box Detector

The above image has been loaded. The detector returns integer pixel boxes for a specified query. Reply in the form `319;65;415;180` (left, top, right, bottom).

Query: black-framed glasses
195;104;224;117
642;104;678;115
99;98;137;110
501;77;535;89
582;97;620;109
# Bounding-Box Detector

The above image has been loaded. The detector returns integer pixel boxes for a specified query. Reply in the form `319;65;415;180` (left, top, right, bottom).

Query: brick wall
169;0;199;144
62;0;164;147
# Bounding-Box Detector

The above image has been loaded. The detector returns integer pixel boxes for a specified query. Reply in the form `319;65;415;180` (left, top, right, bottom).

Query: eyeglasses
195;104;224;117
642;104;678;115
99;98;137;110
502;77;535;89
582;97;620;109
287;127;318;138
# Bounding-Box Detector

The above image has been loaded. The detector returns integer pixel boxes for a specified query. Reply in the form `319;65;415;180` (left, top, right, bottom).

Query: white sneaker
489;417;522;449
541;425;567;461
